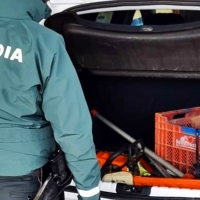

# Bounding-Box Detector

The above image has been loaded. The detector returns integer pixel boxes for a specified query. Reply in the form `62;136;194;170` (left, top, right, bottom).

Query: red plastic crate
155;107;200;175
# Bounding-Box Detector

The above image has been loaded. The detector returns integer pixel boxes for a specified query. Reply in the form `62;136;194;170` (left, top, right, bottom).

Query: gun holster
34;149;73;200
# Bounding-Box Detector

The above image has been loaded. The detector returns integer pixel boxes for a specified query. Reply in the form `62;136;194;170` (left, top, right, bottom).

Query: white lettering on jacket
0;44;23;63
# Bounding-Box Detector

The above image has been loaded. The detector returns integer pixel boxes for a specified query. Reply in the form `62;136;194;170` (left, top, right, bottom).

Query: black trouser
0;172;41;200
0;170;63;200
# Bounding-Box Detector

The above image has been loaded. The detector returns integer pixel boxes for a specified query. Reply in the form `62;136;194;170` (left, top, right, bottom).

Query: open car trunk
45;0;200;199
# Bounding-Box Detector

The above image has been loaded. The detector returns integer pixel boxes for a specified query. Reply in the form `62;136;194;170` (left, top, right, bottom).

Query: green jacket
0;0;100;199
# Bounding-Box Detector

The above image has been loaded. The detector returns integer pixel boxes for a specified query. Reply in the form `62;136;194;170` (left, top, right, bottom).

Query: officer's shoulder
28;21;63;41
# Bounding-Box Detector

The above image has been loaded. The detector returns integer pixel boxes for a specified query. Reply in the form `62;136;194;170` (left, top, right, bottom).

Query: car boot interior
45;5;200;153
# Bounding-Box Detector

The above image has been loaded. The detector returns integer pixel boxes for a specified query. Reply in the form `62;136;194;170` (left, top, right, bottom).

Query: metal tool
91;110;184;178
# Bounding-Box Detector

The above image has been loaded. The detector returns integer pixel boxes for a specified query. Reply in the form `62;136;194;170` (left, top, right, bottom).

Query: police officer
0;0;101;199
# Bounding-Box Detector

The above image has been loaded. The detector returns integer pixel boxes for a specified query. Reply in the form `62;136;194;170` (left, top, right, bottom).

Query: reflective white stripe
77;186;100;198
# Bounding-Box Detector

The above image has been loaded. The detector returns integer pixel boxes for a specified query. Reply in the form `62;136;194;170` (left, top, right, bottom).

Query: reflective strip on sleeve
77;186;100;198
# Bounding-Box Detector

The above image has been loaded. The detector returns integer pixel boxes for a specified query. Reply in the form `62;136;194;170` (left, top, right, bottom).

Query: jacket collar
0;0;51;22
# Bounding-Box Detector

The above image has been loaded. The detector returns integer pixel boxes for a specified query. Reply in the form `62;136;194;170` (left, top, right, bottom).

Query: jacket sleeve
41;35;101;200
